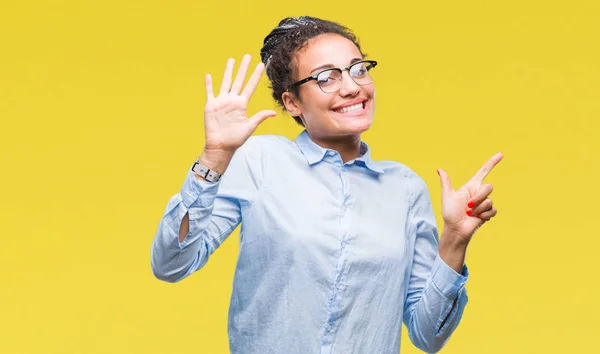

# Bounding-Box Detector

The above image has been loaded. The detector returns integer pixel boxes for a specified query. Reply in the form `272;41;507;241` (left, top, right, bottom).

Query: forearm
405;176;471;352
180;148;236;242
151;164;228;282
152;196;209;282
405;255;469;353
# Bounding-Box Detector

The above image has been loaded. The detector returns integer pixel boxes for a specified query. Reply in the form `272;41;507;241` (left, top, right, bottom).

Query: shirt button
327;151;335;156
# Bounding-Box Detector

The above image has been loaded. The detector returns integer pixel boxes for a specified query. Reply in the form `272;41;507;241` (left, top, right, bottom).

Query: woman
151;16;502;354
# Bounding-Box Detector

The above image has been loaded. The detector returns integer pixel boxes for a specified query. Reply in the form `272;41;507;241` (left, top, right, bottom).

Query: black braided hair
259;16;364;126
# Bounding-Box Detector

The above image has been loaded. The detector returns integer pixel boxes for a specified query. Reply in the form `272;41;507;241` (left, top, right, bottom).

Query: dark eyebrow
310;64;334;74
309;58;364;75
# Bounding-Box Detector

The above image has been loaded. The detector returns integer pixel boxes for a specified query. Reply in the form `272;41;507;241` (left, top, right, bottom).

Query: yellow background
1;0;598;353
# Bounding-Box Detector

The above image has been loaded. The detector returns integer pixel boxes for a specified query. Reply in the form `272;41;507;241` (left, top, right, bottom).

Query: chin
328;100;374;135
335;115;374;136
349;119;372;134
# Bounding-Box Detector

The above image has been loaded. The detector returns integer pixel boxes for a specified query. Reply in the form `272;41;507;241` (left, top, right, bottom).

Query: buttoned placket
320;155;354;353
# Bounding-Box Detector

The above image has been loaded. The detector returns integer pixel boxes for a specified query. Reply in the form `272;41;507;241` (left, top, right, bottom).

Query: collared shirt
151;130;469;354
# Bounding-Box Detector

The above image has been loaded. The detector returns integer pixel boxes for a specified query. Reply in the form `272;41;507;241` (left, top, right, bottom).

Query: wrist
439;228;469;274
199;147;236;174
440;226;471;249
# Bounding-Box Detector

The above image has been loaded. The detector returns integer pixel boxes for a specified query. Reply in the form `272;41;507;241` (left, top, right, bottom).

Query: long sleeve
403;175;469;353
150;138;264;283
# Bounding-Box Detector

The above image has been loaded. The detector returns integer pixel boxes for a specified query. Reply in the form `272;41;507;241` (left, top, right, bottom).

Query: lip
331;99;369;118
331;98;368;111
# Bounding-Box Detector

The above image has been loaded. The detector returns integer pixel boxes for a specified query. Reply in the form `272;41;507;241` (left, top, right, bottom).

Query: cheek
303;93;336;117
366;85;376;99
372;94;376;112
301;86;332;107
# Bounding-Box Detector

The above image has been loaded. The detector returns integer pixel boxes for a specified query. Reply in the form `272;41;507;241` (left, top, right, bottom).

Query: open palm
203;54;276;152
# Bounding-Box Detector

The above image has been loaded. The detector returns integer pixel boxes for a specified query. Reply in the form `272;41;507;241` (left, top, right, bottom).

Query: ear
282;91;302;117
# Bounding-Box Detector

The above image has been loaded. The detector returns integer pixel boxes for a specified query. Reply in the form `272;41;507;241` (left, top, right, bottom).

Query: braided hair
259;16;364;126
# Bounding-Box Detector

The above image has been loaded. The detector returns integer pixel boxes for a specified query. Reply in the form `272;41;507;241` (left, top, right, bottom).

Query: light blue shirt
151;130;469;354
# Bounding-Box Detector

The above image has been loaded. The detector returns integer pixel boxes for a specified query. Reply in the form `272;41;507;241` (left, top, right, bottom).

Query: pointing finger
469;152;503;185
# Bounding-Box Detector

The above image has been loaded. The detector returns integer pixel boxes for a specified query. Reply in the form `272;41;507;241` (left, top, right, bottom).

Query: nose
338;71;360;97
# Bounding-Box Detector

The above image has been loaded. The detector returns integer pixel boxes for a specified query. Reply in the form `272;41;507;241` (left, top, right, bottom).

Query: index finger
241;62;266;98
469;152;504;184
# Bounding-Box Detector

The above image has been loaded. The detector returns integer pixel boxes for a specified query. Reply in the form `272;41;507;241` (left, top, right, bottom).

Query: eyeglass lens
316;62;374;93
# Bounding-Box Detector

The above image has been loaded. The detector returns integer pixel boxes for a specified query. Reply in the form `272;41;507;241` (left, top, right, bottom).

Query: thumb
436;169;454;198
249;109;276;128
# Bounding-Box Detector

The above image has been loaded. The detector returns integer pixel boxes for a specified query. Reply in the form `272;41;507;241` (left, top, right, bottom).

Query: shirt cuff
430;254;469;299
180;168;221;208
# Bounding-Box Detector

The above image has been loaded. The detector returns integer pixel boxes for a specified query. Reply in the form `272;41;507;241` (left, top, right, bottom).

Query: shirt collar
295;130;385;174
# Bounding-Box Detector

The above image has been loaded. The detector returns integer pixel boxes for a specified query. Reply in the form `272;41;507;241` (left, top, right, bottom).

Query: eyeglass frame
286;60;378;93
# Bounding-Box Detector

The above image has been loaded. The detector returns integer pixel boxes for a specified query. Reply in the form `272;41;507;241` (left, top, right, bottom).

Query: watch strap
191;158;223;182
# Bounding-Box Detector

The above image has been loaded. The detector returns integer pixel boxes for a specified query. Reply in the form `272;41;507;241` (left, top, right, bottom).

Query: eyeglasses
287;60;378;94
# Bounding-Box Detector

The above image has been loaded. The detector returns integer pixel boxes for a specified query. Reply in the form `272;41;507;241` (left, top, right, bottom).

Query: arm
150;146;252;283
177;148;236;243
403;177;469;353
404;153;503;352
150;54;276;282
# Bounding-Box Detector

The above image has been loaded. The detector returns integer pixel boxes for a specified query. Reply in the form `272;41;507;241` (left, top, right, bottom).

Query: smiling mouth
333;101;366;114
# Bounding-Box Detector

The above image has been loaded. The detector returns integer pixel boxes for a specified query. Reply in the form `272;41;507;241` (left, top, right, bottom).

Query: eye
350;63;368;77
317;75;332;83
316;70;340;85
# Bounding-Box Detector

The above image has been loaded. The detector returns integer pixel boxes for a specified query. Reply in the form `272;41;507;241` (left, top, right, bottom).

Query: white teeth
336;102;364;114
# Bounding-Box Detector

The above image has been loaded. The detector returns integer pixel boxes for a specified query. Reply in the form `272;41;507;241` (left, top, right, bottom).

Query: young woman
151;16;502;354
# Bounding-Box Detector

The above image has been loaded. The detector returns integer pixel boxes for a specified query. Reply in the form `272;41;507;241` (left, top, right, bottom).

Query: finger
231;54;251;95
219;58;235;96
469;152;504;185
477;208;497;221
205;74;215;101
248;109;276;129
471;198;493;216
241;62;266;98
468;184;493;207
436;169;454;199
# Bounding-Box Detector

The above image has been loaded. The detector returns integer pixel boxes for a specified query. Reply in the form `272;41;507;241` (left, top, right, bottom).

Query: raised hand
437;153;504;245
203;54;276;153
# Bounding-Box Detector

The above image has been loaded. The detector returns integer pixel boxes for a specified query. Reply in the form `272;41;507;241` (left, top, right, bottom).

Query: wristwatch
191;158;223;182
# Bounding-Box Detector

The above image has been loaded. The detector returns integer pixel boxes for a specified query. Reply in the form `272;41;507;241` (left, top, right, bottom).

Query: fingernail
466;209;473;216
468;201;475;208
436;169;440;176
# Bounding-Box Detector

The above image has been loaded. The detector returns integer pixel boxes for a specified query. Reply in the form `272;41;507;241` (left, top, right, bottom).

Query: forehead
294;33;362;76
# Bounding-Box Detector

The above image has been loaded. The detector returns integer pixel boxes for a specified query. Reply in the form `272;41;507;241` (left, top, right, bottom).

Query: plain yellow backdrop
1;0;598;353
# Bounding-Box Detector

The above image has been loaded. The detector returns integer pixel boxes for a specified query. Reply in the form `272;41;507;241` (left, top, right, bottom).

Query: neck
309;133;362;163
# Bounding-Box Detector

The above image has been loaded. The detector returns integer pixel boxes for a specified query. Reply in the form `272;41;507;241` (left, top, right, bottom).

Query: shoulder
376;159;430;196
231;134;295;170
219;135;291;190
240;134;293;152
236;134;298;161
376;160;422;180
